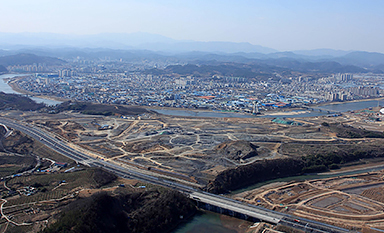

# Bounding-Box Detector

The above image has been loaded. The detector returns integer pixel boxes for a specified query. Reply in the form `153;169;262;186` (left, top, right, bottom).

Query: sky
1;0;384;52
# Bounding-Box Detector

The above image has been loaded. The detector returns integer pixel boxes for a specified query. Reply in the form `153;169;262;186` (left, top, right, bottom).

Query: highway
0;117;353;233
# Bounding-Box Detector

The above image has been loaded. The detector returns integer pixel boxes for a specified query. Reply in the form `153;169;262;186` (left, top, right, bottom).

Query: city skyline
1;0;384;53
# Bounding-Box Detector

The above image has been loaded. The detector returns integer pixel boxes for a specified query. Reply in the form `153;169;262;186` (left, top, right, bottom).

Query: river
2;73;380;115
0;74;62;106
318;99;384;112
172;164;384;233
231;164;384;195
0;73;248;232
173;210;251;233
150;108;331;118
0;74;24;94
2;73;383;230
151;109;257;118
167;99;384;230
150;98;383;118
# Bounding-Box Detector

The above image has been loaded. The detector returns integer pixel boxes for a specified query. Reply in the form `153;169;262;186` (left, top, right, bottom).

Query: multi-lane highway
0;117;353;233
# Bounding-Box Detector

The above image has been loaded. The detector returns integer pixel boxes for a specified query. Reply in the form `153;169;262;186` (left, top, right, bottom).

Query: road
0;117;353;233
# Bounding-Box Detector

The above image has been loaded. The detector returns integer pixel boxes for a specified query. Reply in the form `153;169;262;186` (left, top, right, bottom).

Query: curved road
0;117;353;233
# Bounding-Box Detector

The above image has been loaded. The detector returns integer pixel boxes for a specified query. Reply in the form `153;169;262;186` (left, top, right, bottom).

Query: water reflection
0;74;24;94
173;211;247;233
0;74;62;106
150;99;384;118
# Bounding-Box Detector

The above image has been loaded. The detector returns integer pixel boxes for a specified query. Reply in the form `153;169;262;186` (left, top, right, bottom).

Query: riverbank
6;77;34;95
173;209;253;233
231;162;384;206
232;166;384;231
230;159;384;195
4;73;384;118
320;159;384;175
150;106;251;115
149;108;255;118
150;97;384;118
262;110;310;116
6;77;68;102
316;96;384;107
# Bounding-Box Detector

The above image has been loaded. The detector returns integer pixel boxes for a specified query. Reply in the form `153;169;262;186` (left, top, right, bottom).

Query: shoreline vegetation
0;92;45;111
231;159;384;196
5;76;69;102
4;74;384;196
320;160;384;175
206;156;384;194
206;123;384;194
43;190;196;233
316;96;384;106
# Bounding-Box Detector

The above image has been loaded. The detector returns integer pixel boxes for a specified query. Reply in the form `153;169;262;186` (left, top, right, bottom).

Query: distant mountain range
0;32;277;54
0;49;383;74
0;65;6;73
0;53;65;66
0;32;384;74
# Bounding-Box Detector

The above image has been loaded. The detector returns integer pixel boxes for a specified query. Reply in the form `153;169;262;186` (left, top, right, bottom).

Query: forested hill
43;190;196;233
0;92;45;111
0;53;65;66
0;64;7;73
145;61;367;79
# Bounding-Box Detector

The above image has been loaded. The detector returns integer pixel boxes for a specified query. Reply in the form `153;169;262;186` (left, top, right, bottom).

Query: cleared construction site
234;171;384;231
3;105;384;232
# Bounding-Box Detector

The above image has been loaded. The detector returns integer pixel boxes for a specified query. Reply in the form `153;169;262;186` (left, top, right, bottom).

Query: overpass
0;117;353;233
0;123;13;138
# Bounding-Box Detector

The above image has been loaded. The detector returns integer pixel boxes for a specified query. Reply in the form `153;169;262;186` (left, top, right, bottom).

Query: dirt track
234;170;384;230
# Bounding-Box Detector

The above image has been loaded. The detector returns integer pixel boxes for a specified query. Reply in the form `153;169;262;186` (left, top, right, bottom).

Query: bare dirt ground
0;109;333;185
2;106;384;187
2;105;384;231
233;170;384;230
0;165;127;233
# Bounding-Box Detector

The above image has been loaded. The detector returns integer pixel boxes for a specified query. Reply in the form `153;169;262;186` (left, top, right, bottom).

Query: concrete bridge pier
193;199;260;222
229;209;235;217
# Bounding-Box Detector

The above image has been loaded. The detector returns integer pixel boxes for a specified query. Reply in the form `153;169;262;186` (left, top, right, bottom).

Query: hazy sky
1;0;384;52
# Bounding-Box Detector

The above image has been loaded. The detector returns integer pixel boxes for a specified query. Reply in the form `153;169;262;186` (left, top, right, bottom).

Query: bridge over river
0;117;353;233
188;192;351;233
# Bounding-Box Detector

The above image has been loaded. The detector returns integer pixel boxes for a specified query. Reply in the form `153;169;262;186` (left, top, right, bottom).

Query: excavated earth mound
215;140;258;161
